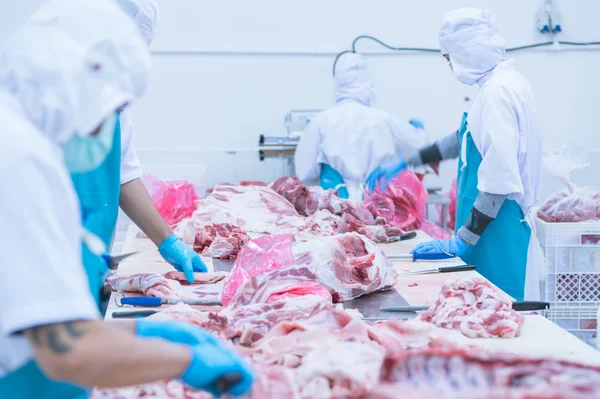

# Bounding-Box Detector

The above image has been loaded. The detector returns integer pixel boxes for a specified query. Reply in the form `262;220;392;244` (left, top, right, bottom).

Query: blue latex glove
182;343;254;397
366;157;408;193
136;319;218;346
408;118;425;129
411;236;469;257
158;235;207;284
137;320;254;397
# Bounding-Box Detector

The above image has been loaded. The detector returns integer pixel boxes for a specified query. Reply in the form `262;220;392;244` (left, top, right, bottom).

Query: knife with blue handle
387;250;456;261
380;301;550;313
118;296;222;307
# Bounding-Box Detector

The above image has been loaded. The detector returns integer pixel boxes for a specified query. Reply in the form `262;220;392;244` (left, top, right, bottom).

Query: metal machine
258;109;321;176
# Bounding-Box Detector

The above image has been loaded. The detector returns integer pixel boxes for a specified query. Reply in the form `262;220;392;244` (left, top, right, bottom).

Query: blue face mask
63;114;116;173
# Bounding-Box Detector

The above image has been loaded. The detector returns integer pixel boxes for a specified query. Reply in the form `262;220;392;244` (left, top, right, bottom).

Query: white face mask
63;114;116;173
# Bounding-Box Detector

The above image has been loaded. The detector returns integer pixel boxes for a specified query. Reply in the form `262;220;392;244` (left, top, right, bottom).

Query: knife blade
398;265;476;276
112;310;159;318
102;251;140;269
387;250;456;262
381;301;550;313
386;231;417;243
119;296;222;307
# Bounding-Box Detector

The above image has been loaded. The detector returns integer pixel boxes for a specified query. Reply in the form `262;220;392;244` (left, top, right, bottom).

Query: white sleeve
0;154;99;335
387;116;429;158
119;109;143;184
473;86;524;196
294;120;322;181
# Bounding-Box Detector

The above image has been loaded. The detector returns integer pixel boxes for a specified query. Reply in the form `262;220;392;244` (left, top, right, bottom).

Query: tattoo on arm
26;321;87;355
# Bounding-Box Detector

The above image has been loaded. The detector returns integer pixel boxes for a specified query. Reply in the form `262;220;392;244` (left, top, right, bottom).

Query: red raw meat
538;189;600;223
419;277;524;338
291;233;398;302
192;223;250;259
380;347;600;399
271;176;402;242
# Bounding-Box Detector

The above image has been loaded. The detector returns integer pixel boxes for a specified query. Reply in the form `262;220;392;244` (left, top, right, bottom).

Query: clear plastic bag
142;174;199;227
537;143;600;223
221;234;295;306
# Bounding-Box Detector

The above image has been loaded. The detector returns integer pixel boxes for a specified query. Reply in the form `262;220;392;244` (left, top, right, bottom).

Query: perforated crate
534;216;600;306
548;306;598;348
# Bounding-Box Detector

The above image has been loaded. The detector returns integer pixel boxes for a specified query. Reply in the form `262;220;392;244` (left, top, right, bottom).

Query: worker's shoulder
324;101;390;119
484;68;531;96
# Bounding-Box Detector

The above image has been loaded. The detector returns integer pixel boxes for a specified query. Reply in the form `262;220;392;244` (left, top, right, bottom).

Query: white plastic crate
535;216;600;306
549;306;598;348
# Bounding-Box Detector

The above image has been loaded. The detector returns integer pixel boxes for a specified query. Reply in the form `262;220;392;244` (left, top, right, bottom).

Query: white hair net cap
0;0;151;144
116;0;159;46
334;53;376;107
438;8;506;85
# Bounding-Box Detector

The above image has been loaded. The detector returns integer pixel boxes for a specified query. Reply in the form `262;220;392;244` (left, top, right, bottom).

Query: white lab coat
119;109;143;184
0;0;151;375
295;100;427;204
440;8;544;300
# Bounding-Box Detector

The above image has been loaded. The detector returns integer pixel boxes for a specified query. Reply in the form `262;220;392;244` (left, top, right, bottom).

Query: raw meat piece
248;305;367;367
419;277;525;338
227;264;333;308
105;272;227;301
192;223;250;259
221;295;333;345
271;176;401;242
537;189;600;223
296;341;385;399
367;319;476;357
179;184;306;244
292;233;398;302
380;347;600;398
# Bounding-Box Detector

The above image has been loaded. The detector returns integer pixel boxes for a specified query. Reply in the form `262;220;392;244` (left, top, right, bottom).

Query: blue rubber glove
182;343;254;397
366;157;408;193
411;236;469;257
136;320;218;346
158;235;207;284
408;118;425;130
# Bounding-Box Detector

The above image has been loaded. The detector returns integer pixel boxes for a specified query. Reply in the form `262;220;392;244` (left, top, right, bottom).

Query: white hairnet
438;8;506;85
116;0;159;46
334;53;376;107
0;0;151;144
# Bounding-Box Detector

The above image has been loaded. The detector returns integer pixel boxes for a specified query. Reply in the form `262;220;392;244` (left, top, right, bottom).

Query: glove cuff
158;234;179;251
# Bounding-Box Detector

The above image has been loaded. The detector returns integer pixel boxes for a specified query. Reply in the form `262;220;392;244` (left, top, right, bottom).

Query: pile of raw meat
537;189;600;223
177;177;406;247
419;277;524;338
94;297;600;399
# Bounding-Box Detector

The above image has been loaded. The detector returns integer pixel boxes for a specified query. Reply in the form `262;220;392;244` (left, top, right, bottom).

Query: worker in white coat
367;8;544;301
294;52;427;204
0;1;253;397
70;0;204;310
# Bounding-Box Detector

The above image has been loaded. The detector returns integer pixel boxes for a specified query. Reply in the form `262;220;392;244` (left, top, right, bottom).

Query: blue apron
0;117;122;399
455;112;530;301
319;164;349;199
71;115;122;306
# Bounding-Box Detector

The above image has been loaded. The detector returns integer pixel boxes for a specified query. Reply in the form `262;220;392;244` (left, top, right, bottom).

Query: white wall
2;0;600;199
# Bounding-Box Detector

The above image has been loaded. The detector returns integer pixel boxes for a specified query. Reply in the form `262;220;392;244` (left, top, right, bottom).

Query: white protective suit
0;0;150;377
294;53;427;204
116;0;159;184
439;8;545;300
